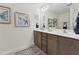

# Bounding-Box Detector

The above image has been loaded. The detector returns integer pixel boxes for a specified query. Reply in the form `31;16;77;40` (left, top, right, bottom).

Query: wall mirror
41;3;71;30
35;3;79;30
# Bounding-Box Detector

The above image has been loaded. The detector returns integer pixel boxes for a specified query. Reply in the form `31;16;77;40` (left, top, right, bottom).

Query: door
73;39;79;54
48;34;57;55
37;31;42;48
58;36;76;55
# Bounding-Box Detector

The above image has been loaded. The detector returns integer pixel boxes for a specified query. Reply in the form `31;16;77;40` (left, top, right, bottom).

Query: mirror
39;3;71;30
35;3;79;30
46;3;70;30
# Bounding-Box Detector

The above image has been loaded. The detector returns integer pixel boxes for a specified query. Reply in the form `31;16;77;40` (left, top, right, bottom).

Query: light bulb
41;5;48;12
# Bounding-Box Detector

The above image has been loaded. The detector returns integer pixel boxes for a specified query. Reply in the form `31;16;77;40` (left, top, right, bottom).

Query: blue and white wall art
15;12;30;27
0;6;10;23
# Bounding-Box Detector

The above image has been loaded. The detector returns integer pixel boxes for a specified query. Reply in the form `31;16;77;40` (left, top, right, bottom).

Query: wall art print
15;12;30;27
0;6;11;24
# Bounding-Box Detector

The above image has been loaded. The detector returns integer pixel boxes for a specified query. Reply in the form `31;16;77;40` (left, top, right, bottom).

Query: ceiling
36;3;71;14
9;3;71;14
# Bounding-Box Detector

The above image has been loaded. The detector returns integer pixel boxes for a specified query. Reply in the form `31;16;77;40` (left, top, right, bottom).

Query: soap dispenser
63;22;67;33
36;23;39;28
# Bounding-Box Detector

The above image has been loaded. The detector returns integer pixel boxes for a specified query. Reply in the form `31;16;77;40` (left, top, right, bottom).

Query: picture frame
48;18;57;29
0;5;11;24
14;12;30;27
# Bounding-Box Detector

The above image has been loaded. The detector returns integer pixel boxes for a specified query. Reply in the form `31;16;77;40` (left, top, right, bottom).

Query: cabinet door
74;39;79;54
58;36;76;55
37;32;42;48
34;31;38;46
34;31;41;49
48;34;57;55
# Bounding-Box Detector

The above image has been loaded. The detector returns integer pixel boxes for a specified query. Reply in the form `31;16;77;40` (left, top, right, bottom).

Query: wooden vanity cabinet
47;34;58;55
34;31;48;54
34;31;79;55
34;31;41;49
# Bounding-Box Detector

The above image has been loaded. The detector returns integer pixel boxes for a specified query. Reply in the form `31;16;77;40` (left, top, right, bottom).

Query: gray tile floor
15;45;46;55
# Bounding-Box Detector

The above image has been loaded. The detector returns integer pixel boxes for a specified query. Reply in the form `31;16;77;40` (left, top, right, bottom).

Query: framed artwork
48;18;57;29
0;6;11;24
48;18;53;29
14;12;30;27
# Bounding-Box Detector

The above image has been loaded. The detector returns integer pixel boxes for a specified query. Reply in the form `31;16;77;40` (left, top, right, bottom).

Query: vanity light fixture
41;4;48;12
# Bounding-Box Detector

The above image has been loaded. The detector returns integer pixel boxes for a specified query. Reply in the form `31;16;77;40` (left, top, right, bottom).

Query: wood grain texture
58;36;76;55
34;31;79;55
47;34;58;55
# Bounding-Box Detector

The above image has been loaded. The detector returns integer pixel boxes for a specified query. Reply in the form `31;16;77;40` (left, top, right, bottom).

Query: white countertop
34;28;79;39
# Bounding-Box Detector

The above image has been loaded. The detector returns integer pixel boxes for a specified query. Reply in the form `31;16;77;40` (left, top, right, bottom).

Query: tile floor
15;45;46;55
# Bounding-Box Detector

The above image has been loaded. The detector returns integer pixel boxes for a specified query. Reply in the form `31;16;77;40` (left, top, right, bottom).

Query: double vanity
34;29;79;55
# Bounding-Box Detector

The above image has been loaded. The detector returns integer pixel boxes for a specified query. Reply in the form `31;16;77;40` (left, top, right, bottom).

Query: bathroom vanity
34;29;79;55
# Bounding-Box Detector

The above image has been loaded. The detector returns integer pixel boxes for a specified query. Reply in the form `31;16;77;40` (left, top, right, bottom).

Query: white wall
0;3;39;54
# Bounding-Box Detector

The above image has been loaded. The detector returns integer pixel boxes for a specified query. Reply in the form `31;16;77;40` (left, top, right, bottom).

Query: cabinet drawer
37;41;41;48
41;32;47;37
42;44;47;53
42;39;47;45
48;34;57;39
41;37;47;40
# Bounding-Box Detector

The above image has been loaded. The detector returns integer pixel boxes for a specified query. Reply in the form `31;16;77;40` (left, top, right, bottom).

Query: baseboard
0;43;34;55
